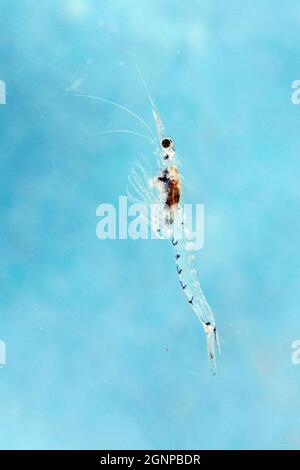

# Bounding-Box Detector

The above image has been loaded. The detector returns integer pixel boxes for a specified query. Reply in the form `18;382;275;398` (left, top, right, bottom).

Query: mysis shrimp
77;70;220;375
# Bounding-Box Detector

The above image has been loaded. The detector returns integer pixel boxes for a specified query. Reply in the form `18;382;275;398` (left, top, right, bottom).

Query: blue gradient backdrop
0;0;300;450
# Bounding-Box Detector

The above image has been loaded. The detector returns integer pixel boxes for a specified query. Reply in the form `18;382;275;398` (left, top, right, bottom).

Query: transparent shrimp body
157;131;220;374
78;85;220;374
129;103;220;374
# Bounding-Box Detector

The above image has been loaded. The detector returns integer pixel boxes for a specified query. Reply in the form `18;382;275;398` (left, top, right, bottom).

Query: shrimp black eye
161;138;172;149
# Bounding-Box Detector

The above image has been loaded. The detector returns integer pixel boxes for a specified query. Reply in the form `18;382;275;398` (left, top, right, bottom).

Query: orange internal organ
166;166;180;209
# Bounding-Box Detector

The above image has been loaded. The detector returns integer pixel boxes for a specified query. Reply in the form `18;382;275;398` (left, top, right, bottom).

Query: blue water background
0;0;300;449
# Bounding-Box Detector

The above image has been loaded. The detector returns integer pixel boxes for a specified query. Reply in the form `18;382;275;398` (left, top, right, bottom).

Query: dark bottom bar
0;449;298;465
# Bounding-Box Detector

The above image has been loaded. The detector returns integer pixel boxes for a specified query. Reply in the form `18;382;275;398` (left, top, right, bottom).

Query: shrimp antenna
88;129;153;144
136;65;165;143
76;93;154;137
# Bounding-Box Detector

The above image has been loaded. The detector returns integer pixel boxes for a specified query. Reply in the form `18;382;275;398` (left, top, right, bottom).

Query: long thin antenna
88;129;153;143
76;93;154;137
135;65;165;142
